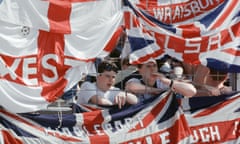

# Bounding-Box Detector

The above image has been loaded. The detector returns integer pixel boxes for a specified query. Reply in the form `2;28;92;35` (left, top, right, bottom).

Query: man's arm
125;79;163;95
89;95;113;106
152;73;197;97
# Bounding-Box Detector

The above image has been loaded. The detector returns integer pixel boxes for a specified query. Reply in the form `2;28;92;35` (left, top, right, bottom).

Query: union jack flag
123;0;240;72
1;91;239;144
181;92;240;143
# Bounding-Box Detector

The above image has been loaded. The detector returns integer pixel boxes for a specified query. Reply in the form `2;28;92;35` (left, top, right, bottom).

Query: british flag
123;0;240;72
1;91;239;144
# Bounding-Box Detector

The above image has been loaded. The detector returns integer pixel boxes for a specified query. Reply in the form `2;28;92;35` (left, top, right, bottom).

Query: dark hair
97;61;119;73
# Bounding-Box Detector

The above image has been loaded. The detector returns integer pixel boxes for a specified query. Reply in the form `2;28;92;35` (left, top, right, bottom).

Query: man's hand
115;93;126;109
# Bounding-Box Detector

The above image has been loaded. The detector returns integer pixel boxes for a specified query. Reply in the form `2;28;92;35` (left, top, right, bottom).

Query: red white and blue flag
0;91;239;144
123;0;240;72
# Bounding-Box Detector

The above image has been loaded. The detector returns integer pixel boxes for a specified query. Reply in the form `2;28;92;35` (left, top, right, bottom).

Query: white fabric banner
0;0;123;113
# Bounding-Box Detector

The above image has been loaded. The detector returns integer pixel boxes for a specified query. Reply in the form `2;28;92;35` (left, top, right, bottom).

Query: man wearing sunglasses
76;61;138;109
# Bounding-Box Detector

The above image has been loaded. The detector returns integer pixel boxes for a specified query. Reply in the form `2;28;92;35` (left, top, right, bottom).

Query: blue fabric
61;84;78;100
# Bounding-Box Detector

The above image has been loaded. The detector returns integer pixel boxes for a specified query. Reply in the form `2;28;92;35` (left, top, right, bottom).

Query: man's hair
97;61;119;73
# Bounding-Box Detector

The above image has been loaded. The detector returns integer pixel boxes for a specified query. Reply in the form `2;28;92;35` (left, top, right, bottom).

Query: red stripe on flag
193;96;240;118
80;104;103;111
103;26;124;52
178;24;201;38
210;1;239;30
65;0;96;2
130;30;165;65
231;21;240;37
83;110;110;144
190;119;240;143
129;92;171;132
46;0;97;2
1;130;23;144
48;1;72;33
37;30;69;102
222;48;240;56
130;49;163;65
124;11;131;29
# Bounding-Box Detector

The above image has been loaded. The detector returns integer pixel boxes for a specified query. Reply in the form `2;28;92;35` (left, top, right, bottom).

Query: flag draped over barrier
0;91;239;144
123;0;240;72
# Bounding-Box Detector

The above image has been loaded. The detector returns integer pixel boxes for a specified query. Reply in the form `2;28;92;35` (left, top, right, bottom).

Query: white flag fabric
0;0;123;113
0;0;122;33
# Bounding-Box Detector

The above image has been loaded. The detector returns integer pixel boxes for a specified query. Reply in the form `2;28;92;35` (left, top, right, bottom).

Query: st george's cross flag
123;0;240;72
0;91;239;144
0;0;124;113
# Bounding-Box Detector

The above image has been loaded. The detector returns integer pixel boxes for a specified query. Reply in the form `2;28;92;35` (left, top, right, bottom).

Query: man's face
96;71;117;92
139;62;158;79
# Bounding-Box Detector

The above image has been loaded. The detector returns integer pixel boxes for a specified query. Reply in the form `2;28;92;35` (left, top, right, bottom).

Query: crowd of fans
58;29;234;111
58;55;234;111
